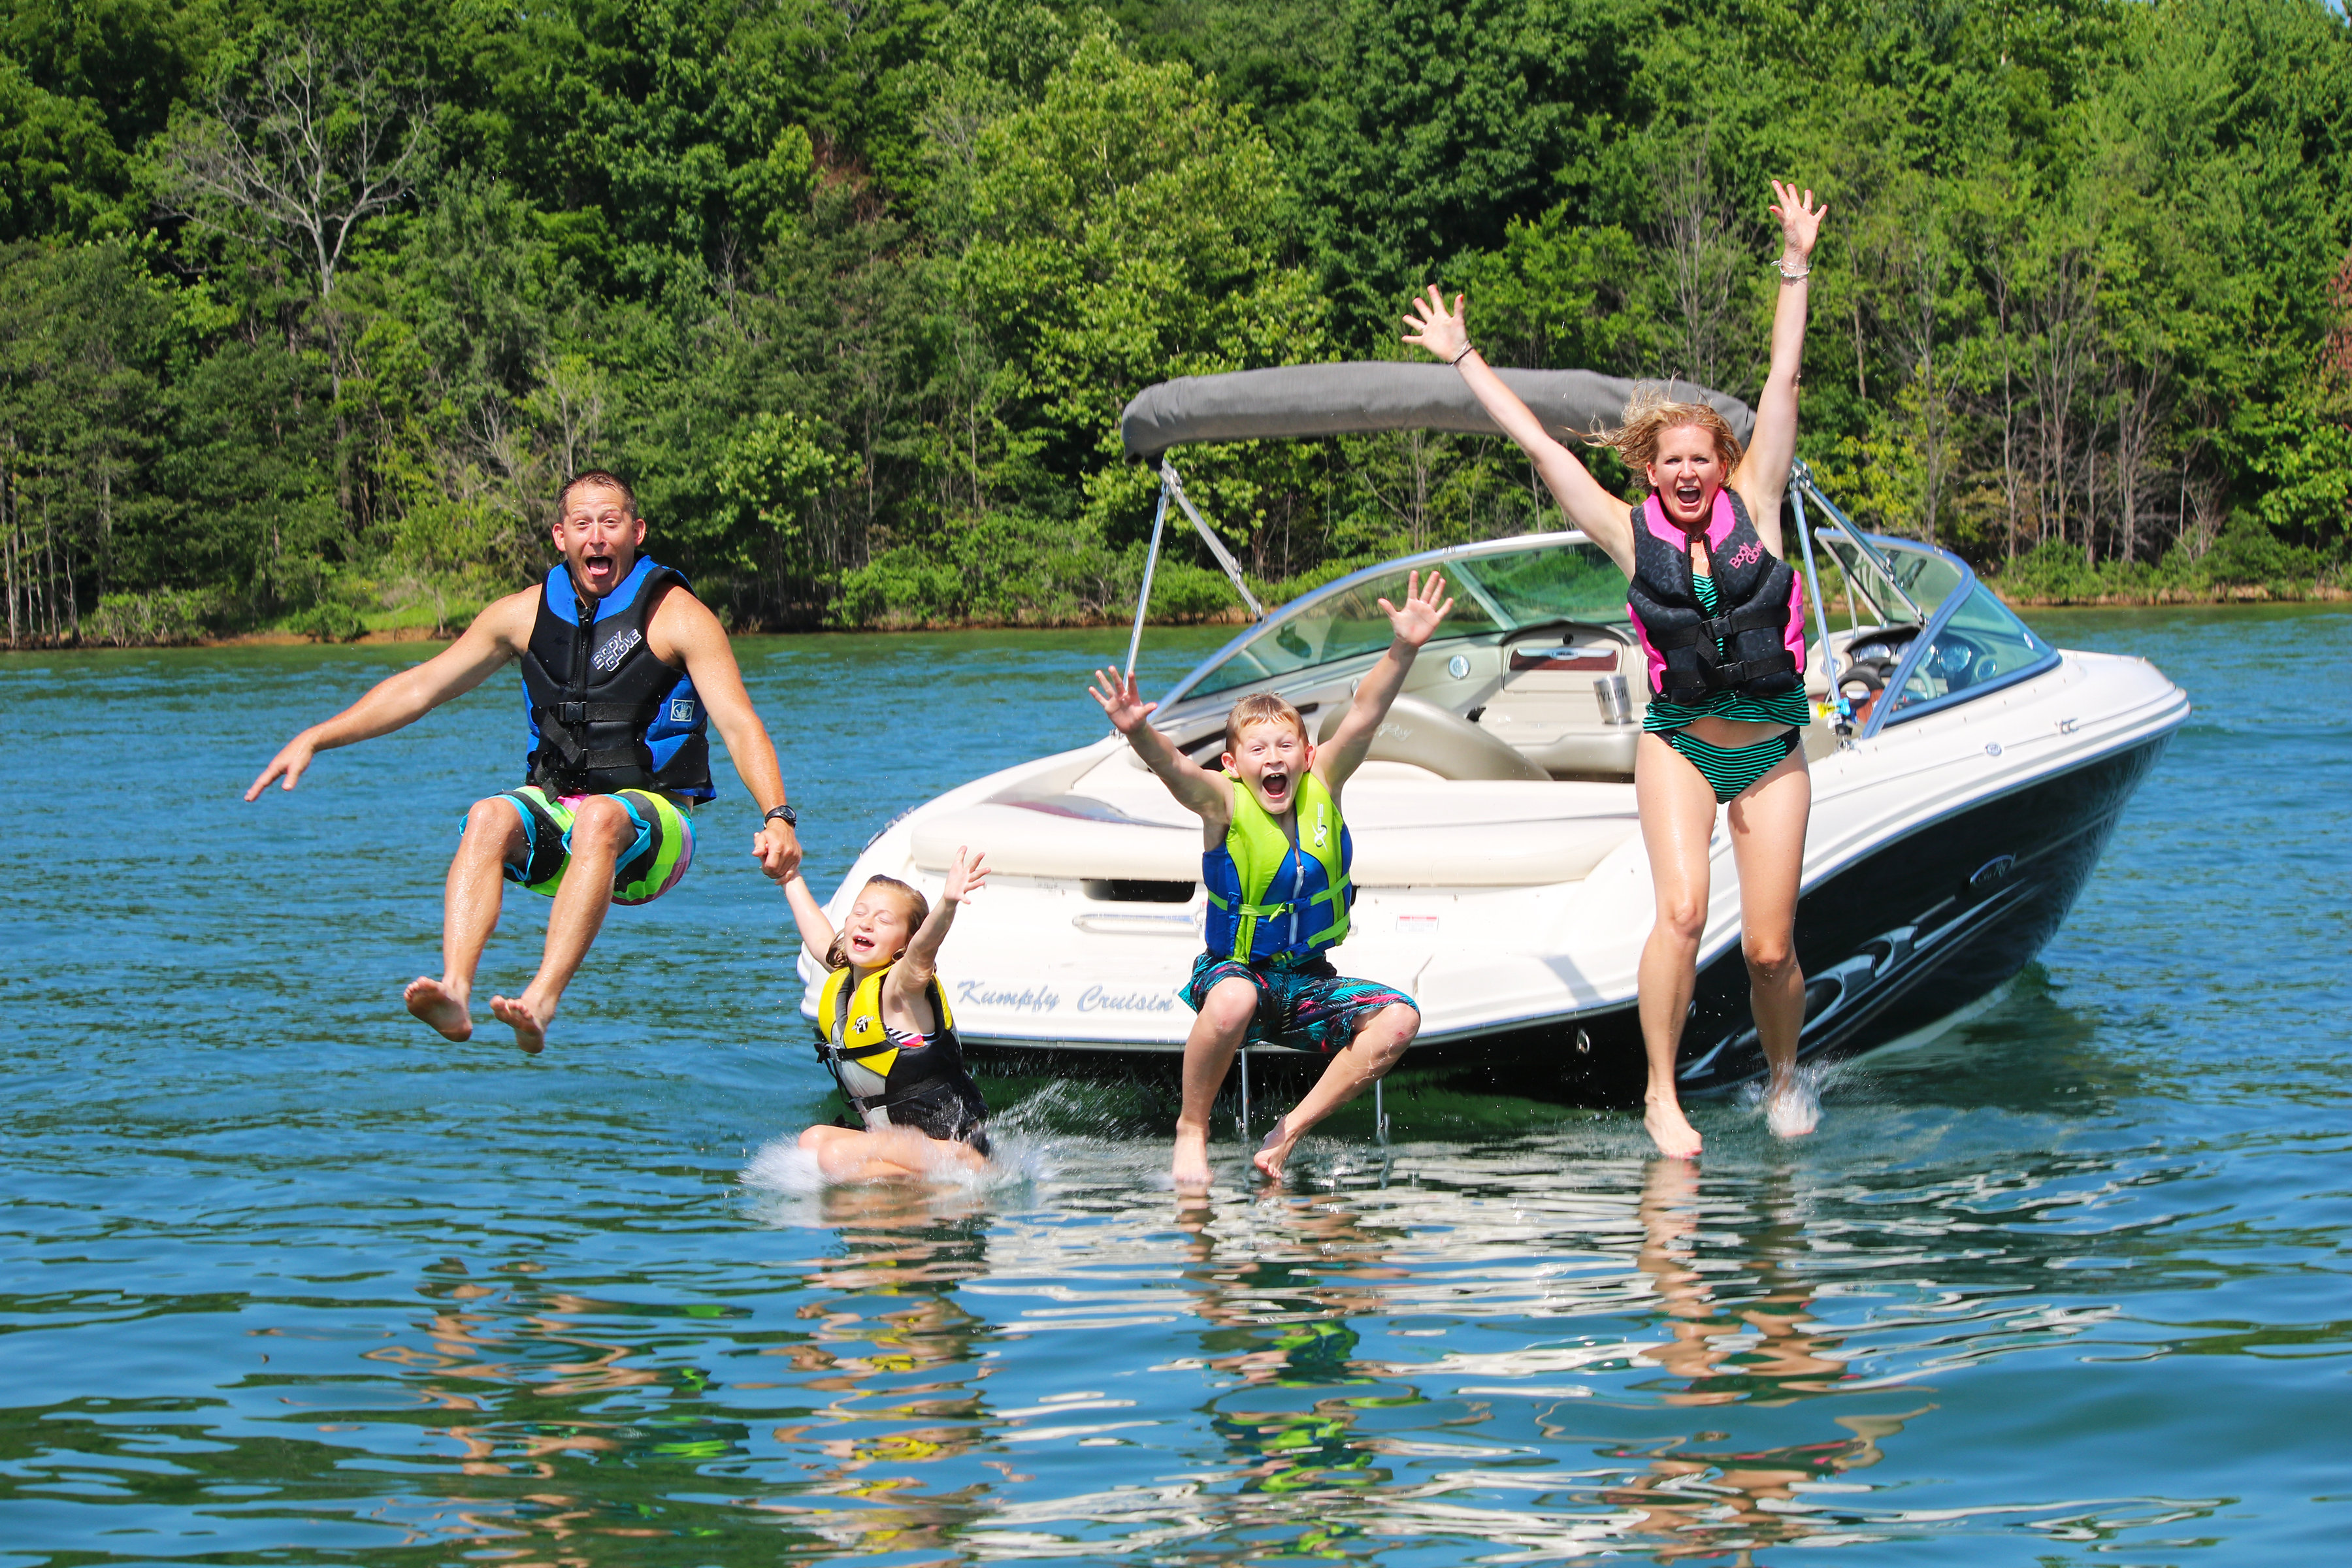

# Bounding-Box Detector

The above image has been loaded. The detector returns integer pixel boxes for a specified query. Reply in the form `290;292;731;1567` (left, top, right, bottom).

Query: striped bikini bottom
1663;728;1801;804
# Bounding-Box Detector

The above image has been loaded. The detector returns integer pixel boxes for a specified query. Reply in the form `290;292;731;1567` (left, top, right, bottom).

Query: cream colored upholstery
1315;693;1549;782
909;797;1635;887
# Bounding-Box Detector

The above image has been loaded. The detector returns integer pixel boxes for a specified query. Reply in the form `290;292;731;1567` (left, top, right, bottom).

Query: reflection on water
2;610;2345;1562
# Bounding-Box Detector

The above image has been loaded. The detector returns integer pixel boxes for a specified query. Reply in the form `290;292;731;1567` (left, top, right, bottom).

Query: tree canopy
4;0;2348;644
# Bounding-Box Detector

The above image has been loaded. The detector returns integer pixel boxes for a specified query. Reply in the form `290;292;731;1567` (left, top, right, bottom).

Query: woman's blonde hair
1587;386;1744;480
825;875;930;970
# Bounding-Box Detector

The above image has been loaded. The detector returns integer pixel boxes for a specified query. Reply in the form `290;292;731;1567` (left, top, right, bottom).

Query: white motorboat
798;364;2189;1100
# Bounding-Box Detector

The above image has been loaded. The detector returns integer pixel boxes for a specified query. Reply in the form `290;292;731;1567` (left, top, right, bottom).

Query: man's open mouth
583;551;616;581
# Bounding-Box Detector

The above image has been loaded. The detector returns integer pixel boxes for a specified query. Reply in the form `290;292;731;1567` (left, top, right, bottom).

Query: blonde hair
1224;691;1309;753
825;875;930;970
1587;386;1744;480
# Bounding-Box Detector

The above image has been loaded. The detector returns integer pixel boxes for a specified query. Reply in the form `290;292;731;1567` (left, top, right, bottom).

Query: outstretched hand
1379;570;1454;649
942;845;988;904
1401;286;1470;363
1769;179;1828;265
1087;666;1157;735
244;732;318;800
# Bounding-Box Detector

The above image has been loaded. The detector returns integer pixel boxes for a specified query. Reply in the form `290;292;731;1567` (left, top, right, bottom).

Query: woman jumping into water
1404;178;1829;1158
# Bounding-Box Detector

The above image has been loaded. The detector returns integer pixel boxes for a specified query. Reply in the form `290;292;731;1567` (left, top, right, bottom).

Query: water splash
1737;1058;1842;1138
735;1080;1136;1199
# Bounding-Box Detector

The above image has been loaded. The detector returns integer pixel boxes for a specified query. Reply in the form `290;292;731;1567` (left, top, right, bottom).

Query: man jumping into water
245;470;803;1053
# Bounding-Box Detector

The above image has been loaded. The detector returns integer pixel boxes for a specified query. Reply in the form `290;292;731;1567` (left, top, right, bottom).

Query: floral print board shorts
1179;951;1417;1054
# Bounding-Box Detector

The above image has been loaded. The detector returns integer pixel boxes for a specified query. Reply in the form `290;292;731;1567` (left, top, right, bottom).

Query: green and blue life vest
1202;770;1354;964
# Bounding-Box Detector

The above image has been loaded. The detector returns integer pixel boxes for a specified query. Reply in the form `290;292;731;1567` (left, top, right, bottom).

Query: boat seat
1315;693;1549;782
908;798;1635;887
1511;728;1639;779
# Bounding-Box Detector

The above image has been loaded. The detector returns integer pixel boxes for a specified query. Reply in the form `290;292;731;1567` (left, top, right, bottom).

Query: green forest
5;0;2351;644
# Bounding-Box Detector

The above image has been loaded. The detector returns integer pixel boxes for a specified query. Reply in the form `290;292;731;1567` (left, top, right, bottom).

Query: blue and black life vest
1625;487;1807;706
1203;770;1354;964
519;555;713;800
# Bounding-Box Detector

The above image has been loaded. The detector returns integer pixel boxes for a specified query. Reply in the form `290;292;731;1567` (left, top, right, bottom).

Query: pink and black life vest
1625;488;1806;705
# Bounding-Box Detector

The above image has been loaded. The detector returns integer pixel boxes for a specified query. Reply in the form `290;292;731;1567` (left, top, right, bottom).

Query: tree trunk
3;465;15;650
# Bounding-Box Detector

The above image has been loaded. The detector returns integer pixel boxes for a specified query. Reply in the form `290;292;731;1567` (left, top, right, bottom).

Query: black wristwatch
764;804;798;828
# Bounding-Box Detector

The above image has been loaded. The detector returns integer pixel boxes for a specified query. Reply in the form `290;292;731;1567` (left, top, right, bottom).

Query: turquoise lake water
3;606;2345;1565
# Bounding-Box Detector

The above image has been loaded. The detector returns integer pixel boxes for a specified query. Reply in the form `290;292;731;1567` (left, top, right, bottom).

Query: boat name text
955;979;1063;1015
1077;985;1177;1015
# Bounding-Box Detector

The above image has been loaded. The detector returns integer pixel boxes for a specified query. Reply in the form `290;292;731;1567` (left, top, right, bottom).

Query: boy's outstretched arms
887;847;988;1010
1088;668;1232;837
1318;570;1455;791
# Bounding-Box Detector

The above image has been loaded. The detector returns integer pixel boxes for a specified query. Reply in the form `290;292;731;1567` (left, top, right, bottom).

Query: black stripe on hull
969;733;2172;1109
1406;729;2173;1104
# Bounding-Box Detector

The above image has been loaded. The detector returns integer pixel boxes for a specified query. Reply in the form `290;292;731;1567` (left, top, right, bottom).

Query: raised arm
1087;667;1232;841
778;871;837;964
1316;570;1454;793
655;590;802;882
242;589;536;799
1732;180;1828;548
884;846;988;1018
1403;288;1636;572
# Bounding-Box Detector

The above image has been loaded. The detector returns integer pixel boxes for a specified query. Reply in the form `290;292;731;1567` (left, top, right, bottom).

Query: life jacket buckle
558;701;589;727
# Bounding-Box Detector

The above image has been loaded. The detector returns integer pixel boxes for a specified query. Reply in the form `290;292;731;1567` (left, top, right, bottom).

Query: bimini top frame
1113;361;1757;676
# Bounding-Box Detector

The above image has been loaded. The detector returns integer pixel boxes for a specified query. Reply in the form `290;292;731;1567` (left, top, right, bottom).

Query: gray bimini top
1119;361;1754;460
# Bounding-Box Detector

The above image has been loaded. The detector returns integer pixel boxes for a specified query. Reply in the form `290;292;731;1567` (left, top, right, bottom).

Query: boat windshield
1183;538;1626;698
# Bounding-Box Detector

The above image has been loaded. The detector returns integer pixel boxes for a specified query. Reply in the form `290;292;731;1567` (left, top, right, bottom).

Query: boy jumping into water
1088;570;1452;1186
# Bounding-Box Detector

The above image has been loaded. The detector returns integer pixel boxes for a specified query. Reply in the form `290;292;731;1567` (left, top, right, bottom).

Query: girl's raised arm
1404;288;1636;572
1734;180;1827;549
884;847;988;1017
779;872;838;964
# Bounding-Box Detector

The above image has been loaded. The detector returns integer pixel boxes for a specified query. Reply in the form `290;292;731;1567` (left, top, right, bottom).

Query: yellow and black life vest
812;962;972;1129
1202;769;1354;962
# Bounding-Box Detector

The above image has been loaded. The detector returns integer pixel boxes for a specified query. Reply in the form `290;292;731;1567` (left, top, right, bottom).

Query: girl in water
1403;179;1828;1158
781;847;992;1179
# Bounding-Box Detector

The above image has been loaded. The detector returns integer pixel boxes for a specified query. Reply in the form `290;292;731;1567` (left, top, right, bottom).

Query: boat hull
966;730;2171;1106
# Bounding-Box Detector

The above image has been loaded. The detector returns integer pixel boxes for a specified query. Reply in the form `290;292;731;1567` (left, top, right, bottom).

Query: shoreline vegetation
7;0;2351;652
40;559;2350;655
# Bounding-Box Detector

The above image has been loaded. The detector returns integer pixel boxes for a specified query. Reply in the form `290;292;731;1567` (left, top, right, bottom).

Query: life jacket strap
1705;651;1797;687
818;1037;900;1064
1205;890;1302;920
1649;598;1786;653
542;700;660;728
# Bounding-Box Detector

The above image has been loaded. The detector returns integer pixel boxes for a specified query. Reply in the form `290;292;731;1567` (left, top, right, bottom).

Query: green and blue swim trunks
1181;950;1416;1054
492;785;696;906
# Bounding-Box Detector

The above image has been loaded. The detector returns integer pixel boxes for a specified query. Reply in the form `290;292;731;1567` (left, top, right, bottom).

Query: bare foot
489;993;549;1055
1765;1072;1820;1137
404;977;472;1041
1171;1125;1213;1190
1250;1117;1299;1183
1643;1098;1703;1160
